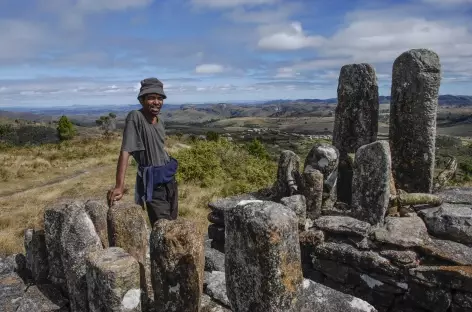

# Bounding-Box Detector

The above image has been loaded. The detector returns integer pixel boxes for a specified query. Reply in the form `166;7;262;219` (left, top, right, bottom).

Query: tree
56;115;76;141
206;131;220;142
96;112;117;135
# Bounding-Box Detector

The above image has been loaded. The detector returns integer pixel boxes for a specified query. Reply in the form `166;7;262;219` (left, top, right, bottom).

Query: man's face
142;94;164;116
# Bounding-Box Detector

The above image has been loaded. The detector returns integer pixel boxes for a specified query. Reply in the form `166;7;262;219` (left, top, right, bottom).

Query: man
107;77;178;225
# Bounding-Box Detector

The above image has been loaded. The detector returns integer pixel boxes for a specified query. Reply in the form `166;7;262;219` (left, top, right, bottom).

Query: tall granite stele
389;48;441;193
333;63;379;204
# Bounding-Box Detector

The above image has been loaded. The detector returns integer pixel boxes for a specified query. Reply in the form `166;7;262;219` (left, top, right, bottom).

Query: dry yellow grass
0;134;213;257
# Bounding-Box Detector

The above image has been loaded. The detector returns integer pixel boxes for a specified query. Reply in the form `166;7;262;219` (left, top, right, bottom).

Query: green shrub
56;115;76;141
245;138;270;160
173;139;277;196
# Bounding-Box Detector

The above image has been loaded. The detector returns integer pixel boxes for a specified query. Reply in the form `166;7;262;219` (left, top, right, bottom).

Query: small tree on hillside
246;138;270;160
56;115;76;141
206;131;220;142
96;112;117;135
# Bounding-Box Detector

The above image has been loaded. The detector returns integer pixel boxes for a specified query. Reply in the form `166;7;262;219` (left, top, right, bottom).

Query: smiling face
140;93;164;116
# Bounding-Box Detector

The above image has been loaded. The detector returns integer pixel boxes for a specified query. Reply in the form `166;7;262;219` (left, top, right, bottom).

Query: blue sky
1;0;472;107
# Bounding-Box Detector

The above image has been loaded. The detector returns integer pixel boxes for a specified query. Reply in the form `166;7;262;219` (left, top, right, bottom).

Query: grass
0;133;277;257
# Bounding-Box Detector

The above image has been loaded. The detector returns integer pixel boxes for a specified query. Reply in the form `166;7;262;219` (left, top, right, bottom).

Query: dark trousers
144;178;178;226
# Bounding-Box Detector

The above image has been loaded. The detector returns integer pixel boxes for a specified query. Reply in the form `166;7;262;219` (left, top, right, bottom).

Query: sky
1;0;472;107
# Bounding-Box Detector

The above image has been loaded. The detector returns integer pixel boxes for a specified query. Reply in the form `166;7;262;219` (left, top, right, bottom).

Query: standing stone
224;200;303;312
352;141;392;225
302;168;323;219
333;64;379;204
273;150;301;200
280;194;307;231
86;247;141;312
150;218;205;312
304;143;339;206
24;229;49;283
333;63;379;152
107;202;151;308
84;199;109;248
43;202;69;292
60;201;103;312
389;48;441;193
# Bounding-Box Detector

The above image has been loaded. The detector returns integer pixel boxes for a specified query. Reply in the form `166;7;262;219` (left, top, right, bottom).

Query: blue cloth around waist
135;157;178;205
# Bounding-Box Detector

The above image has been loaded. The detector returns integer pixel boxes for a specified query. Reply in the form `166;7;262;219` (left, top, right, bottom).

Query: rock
301;168;323;219
200;294;231;312
60;201;103;312
436;187;472;205
419;238;472;265
389;48;441;193
85;247;142;312
406;282;452;312
280;194;307;231
107;202;151;305
409;266;472;292
452;291;472;310
418;204;472;245
15;299;40;312
204;240;225;272
273;150;302;199
313;216;371;237
224;200;303;312
22;284;69;311
304;143;339;204
208;193;261;217
352;141;392;225
296;279;378;312
299;230;325;247
204;271;230;308
313;242;400;278
0;272;26;312
24;229;49;283
84;199;109;248
371;216;431;248
333;63;379;154
150;218;205;312
44;202;69;291
208;224;225;242
207;211;224;226
379;250;419;268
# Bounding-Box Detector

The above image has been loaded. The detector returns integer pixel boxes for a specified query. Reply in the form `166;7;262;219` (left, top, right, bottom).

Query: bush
173;139;277;196
56;116;76;141
206;131;220;142
245;138;270;160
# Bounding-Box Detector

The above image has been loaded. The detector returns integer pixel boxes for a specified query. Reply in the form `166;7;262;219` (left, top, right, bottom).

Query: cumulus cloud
195;64;226;74
257;22;325;50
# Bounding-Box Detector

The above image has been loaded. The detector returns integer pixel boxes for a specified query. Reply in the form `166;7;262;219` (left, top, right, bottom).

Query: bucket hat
137;77;167;99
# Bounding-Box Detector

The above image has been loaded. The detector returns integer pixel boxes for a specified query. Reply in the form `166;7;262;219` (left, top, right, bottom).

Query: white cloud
191;0;278;9
421;0;472;5
226;2;302;23
257;22;325;50
0;20;50;61
195;63;225;74
76;0;154;12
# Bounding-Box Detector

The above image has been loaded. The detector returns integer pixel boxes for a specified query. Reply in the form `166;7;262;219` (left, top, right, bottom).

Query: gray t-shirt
121;109;170;167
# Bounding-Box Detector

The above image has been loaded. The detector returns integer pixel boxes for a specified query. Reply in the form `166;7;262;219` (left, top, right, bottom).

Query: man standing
107;78;178;226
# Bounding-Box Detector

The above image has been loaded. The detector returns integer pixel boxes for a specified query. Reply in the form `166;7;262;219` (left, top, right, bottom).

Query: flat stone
313;216;371;237
379;250;419;268
86;247;141;312
333;63;379;154
436;187;472;205
22;284;69;311
419;238;472;265
352;141;392;225
150;218;205;312
389;48;441;193
204;271;230;308
200;294;232;312
313;242;400;278
208;193;261;217
224;200;303;312
281;194;307;231
406;282;452;312
371;216;431;248
409;266;472;292
418;203;472;245
204;239;225;272
296;279;378;312
0;272;25;312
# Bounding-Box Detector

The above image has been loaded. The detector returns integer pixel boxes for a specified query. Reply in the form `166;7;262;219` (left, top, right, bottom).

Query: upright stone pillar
389;48;441;193
352;141;392;225
150;219;205;312
333;63;379;204
224;200;303;312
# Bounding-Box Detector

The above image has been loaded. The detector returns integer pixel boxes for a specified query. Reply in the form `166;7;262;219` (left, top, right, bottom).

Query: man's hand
107;186;124;207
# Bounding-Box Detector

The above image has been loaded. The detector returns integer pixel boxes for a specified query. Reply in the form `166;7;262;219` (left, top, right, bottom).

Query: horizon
1;0;472;107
